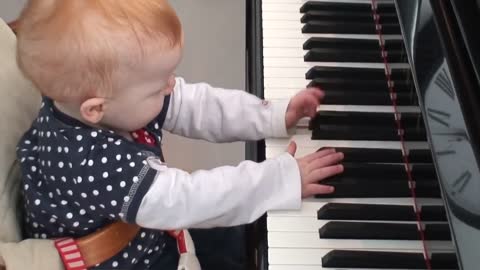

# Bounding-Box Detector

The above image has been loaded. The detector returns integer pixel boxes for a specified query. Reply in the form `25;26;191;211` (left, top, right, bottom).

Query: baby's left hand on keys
285;87;324;129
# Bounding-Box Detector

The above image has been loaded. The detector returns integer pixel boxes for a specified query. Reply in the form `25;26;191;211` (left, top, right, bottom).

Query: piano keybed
259;0;459;269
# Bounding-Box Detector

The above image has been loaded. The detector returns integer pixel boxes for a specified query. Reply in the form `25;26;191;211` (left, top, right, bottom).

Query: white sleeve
136;152;301;230
163;77;293;142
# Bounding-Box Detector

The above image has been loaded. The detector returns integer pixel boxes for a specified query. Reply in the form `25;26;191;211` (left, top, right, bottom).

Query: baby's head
17;0;183;132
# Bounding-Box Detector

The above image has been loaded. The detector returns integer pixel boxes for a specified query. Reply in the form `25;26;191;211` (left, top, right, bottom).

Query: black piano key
323;89;417;105
317;203;416;221
300;1;396;14
338;163;436;180
409;149;434;163
312;125;427;141
304;48;407;63
302;20;401;35
327;147;433;164
431;253;459;269
322;250;427;269
301;10;399;24
320;222;451;241
315;178;441;198
308;79;414;93
421;205;448;221
425;224;452;240
328;147;404;163
305;66;412;82
303;37;405;52
319;222;419;240
309;111;424;128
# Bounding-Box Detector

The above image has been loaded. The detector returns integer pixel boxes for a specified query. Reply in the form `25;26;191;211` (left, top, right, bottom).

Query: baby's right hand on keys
287;141;344;198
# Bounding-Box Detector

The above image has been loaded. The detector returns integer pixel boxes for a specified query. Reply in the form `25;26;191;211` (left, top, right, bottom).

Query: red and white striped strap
168;229;201;270
54;238;87;270
168;229;195;254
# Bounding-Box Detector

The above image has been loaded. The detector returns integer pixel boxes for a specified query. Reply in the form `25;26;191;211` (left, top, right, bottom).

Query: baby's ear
80;97;106;124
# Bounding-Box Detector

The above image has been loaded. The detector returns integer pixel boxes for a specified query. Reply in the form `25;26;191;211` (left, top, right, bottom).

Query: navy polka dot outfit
17;96;179;269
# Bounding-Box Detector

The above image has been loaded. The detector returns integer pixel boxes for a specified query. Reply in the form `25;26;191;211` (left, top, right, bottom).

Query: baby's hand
285;87;324;129
287;141;343;198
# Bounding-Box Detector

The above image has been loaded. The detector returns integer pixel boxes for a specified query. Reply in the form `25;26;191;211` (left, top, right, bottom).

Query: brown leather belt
76;222;140;268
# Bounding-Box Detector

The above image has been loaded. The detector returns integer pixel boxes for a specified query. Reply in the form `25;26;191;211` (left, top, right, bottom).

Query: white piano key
263;38;305;48
268;248;451;267
263;20;305;30
267;231;454;251
265;134;428;158
263;58;410;69
262;12;302;21
264;48;306;58
268;199;444;217
262;3;303;13
264;76;413;89
263;29;402;40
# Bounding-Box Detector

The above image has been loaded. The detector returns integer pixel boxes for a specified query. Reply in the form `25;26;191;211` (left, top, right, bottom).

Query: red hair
16;0;182;102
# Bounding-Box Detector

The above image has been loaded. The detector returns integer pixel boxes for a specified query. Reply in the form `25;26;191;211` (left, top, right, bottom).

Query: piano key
262;28;402;40
331;147;433;163
311;124;427;141
317;203;448;221
421;205;448;221
338;163;437;180
304;47;406;63
319;222;450;241
315;178;441;198
267;231;454;250
431;252;459;269
268;216;450;233
266;134;428;159
409;149;434;163
263;58;408;69
425;224;452;241
263;0;395;4
268;248;457;268
308;79;414;93
309;111;423;127
305;66;411;81
301;10;399;24
302;20;401;35
300;1;395;14
268;198;445;218
317;203;415;220
323;89;416;105
321;250;427;269
335;163;435;180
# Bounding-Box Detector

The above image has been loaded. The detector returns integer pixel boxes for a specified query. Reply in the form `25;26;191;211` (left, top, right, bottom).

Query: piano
245;0;480;269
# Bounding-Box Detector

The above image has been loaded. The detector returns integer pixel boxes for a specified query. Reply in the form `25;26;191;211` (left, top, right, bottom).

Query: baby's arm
163;77;290;142
134;147;343;230
135;152;299;229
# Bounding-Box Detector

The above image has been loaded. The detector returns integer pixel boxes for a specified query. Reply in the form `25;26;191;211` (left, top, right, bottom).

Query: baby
15;0;344;269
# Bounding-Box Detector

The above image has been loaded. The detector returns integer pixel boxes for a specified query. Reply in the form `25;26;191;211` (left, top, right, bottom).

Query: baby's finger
303;148;336;163
306;87;325;99
307;164;344;184
303;183;334;197
307;152;344;172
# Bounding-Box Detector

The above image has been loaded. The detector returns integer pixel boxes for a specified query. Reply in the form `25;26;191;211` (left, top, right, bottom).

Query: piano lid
395;0;480;269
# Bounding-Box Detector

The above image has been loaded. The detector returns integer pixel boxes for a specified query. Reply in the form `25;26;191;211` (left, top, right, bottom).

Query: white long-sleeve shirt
136;77;301;230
